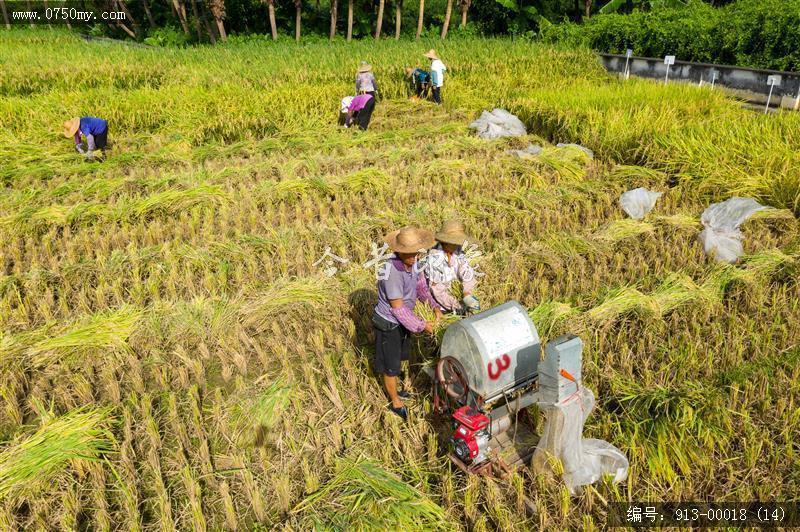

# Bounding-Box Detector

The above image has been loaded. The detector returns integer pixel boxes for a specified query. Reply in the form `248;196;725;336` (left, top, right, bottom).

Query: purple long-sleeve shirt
348;93;373;113
375;256;437;333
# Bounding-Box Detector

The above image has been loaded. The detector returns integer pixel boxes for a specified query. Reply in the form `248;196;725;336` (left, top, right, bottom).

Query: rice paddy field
1;30;799;530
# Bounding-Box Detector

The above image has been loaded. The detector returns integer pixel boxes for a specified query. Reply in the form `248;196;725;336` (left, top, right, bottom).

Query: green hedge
540;0;800;71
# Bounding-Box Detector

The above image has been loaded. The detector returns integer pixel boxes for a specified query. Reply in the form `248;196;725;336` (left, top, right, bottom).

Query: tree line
0;0;737;44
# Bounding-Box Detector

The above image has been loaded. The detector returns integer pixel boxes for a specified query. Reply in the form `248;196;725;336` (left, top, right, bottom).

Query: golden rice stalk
529;301;579;337
225;377;293;447
292;456;451;531
640;273;701;318
592;219;655;244
609;164;667;184
240;276;335;331
584;286;646;326
0;407;115;502
18;306;141;368
741;248;798;279
653;214;702;232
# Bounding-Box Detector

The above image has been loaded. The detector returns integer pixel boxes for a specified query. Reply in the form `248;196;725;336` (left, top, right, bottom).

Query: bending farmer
405;67;431;99
355;61;379;99
344;93;376;131
424;49;447;105
372;226;441;421
63;116;108;159
425;220;480;314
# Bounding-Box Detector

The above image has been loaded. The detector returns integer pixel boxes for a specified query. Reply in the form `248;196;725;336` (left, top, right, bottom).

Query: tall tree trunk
584;0;592;17
459;0;469;28
346;0;353;40
415;0;424;39
267;0;278;40
0;0;10;29
115;0;140;37
197;0;216;43
330;0;337;40
142;0;156;27
43;0;51;28
394;0;401;39
25;0;33;28
171;0;190;34
210;0;227;41
294;0;301;42
374;0;384;39
440;0;452;39
189;0;204;40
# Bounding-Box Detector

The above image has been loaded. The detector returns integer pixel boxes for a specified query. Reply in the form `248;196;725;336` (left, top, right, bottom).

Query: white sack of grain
619;187;663;220
699;197;766;263
469;109;527;139
533;387;629;495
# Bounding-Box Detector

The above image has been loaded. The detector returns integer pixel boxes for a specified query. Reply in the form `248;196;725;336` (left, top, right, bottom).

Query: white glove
462;295;480;311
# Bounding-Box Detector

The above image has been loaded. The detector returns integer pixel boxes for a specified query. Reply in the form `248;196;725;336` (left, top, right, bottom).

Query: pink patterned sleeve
459;257;477;295
430;282;460;311
391;306;426;333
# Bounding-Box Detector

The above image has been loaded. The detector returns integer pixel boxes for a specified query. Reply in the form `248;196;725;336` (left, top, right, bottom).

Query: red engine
450;406;491;464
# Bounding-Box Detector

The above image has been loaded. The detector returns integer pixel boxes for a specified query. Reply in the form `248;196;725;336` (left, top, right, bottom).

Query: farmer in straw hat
63;116;109;159
425;220;480;314
355;60;379;100
372;226;442;421
424;49;447;104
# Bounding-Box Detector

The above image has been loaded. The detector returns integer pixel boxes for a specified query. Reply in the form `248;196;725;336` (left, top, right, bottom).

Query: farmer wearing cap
425;220;480;314
343;93;376;131
63;116;108;159
355;61;379;100
424;49;447;104
372;226;442;420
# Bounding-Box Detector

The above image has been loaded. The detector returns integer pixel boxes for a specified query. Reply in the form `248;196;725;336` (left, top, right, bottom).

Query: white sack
507;144;543;158
556;143;594;159
469;108;527;139
619;187;663;220
533;387;629;495
699;197;766;263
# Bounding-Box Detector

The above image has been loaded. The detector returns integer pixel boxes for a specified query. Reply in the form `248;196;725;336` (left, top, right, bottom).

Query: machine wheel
436;356;469;404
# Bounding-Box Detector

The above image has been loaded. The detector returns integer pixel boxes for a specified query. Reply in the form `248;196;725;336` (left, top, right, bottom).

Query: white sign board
767;75;782;87
472;306;536;361
664;55;676;65
626;49;633;59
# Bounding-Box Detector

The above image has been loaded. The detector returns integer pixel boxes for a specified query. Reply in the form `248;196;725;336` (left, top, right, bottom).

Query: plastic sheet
533;387;629;494
699;197;766;263
507;144;543;158
619;187;663;220
469;109;527;139
556;143;594;159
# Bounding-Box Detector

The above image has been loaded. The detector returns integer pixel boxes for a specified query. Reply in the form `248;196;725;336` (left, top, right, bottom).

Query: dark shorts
94;128;108;149
374;323;410;377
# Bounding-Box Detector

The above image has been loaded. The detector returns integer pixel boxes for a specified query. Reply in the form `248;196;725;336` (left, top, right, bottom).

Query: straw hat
384;226;435;254
435;220;472;246
63;117;80;138
424;49;439;60
358;61;372;73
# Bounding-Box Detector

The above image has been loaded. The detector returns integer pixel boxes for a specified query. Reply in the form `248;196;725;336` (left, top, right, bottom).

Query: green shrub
541;0;800;71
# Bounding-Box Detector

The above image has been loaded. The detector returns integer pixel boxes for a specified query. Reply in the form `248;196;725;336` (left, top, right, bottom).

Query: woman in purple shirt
372;226;442;420
63;116;108;159
344;93;376;131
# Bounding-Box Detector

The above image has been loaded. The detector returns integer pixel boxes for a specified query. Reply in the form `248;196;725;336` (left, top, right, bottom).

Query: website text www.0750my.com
11;7;125;24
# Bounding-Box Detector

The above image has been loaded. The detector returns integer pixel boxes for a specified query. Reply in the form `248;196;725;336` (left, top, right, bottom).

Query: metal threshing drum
440;301;541;403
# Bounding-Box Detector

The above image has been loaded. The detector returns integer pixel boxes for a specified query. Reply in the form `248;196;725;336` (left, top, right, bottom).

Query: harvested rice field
1;30;799;530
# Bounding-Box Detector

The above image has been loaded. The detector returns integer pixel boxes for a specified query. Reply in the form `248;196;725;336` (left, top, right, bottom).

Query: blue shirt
80;116;108;136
